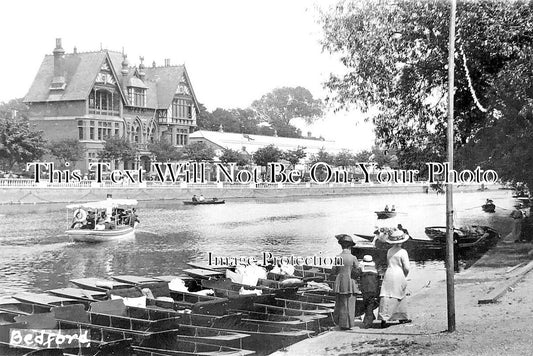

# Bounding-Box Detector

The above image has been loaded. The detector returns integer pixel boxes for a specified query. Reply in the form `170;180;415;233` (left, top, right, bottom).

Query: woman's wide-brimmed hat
384;229;409;244
335;234;355;246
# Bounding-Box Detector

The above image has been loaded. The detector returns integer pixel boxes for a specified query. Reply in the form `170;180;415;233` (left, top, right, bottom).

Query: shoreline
270;230;533;356
0;183;488;212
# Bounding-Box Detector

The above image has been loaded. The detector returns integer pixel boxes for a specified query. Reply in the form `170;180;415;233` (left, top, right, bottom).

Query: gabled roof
143;65;200;112
25;47;200;112
24;51;126;103
189;130;342;155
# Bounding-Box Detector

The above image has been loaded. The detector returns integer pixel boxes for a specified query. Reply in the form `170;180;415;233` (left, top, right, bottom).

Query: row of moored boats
0;263;344;356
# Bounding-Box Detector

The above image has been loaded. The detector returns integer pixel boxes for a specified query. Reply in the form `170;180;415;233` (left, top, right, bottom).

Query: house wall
32;119;78;141
28;101;86;117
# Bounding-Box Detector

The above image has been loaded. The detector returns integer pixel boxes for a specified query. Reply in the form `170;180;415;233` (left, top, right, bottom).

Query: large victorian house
24;39;199;172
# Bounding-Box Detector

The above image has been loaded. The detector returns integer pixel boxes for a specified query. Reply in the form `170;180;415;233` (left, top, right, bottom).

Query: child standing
360;255;380;328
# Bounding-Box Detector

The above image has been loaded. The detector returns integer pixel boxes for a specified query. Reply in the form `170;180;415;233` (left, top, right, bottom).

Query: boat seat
0;322;26;343
22;348;64;356
90;299;128;317
191;299;229;316
14;312;57;329
52;304;90;323
106;287;143;298
141;282;170;298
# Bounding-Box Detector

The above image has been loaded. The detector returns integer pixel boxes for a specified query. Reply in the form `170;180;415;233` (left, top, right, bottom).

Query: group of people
191;195;205;202
71;208;139;230
383;205;396;212
330;228;411;330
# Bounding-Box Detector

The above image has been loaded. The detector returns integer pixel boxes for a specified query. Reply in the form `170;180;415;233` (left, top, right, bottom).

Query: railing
0;178;430;189
88;108;120;116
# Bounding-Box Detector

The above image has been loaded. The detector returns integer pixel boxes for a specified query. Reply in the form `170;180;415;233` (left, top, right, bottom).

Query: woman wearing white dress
378;229;412;327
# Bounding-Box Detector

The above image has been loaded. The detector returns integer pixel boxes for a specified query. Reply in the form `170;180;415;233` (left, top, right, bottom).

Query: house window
78;120;84;140
98;122;103;140
128;88;146;107
89;121;95;140
147;123;156;143
133;122;141;143
114;123;120;137
172;99;192;119
176;128;188;146
88;89;118;115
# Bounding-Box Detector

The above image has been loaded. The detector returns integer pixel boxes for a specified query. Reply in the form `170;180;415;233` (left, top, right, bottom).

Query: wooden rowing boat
12;293;86;308
375;211;397;219
183;199;225;205
352;226;500;263
182;268;226;279
482;203;496;213
47;287;107;302
70;277;134;292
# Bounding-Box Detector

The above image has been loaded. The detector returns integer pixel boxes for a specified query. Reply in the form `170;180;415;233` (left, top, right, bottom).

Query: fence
0;178;429;189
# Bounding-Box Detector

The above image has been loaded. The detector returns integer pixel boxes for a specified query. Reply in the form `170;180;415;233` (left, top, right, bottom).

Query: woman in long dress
378;229;411;327
330;234;360;330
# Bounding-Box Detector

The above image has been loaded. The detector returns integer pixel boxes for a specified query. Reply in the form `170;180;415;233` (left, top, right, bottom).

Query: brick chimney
50;38;66;90
121;54;129;92
139;56;146;80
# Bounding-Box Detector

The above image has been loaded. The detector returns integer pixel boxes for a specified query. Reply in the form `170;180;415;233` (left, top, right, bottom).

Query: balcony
89;108;120;117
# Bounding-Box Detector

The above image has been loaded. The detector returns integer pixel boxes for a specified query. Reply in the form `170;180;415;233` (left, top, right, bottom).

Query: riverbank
0;183;488;206
270;231;533;355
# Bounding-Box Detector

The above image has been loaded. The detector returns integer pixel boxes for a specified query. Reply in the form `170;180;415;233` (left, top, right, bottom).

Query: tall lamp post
446;0;457;333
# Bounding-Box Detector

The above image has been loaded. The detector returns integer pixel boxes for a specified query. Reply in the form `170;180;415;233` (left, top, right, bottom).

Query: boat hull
482;204;496;213
183;200;225;205
353;226;500;264
375;211;397;219
66;226;135;242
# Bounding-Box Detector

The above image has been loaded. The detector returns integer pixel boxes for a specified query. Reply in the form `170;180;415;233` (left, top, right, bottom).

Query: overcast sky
1;0;375;152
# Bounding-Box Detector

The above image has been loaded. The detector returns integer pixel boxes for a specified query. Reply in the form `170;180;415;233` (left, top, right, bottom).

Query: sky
0;0;375;152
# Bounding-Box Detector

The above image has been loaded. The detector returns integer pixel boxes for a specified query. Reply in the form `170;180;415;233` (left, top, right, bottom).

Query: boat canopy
66;199;138;210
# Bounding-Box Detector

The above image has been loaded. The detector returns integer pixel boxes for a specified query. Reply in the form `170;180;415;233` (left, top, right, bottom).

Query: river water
0;189;516;296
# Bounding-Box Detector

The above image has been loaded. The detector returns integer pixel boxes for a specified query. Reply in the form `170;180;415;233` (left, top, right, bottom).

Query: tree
48;138;85;167
354;150;372;163
149;139;183;162
370;146;399;169
252;87;324;133
219;148;251;166
253;144;284;167
196;103;218;131
183;141;215;161
283;146;307;167
334;149;356;168
0;98;30;121
98;137;136;163
0;117;47;170
272;122;302;138
319;0;533;179
308;148;335;166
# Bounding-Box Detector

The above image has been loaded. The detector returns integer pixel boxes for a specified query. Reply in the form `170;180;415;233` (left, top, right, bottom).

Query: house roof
189;130;344;155
143;65;200;111
24;48;199;112
25;51;110;102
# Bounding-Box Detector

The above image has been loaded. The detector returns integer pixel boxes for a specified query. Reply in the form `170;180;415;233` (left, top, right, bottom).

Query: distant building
24;39;200;172
189;130;343;162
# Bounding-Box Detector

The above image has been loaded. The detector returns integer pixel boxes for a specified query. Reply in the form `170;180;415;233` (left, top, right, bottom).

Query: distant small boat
516;197;532;207
375;211;397;219
482;203;496;213
512;191;529;198
183;199;225;205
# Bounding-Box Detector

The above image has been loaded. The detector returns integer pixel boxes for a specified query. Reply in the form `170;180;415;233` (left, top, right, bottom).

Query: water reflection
0;189;515;295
